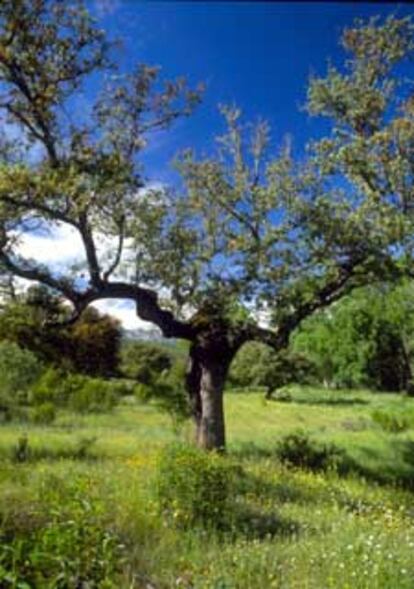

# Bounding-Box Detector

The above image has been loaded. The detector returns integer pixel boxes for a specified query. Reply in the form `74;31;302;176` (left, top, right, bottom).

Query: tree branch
78;212;102;286
102;215;125;281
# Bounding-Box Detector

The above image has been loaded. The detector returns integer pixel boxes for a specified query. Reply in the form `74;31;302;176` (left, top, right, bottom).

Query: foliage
30;368;119;415
120;341;173;384
371;409;414;433
293;282;414;391
0;342;43;418
30;402;56;425
67;307;122;377
156;444;237;529
11;434;30;463
69;378;118;414
1;387;414;587
230;342;315;393
131;349;191;427
29;367;71;407
271;389;293;403
0;475;124;588
276;431;344;472
154;359;191;426
0;3;413;448
10;434;98;463
0;289;122;377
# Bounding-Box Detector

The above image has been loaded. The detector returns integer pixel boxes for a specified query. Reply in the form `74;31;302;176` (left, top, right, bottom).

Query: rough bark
186;333;238;451
197;359;228;450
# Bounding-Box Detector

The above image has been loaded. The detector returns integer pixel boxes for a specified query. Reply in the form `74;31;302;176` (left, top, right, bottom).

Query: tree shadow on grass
231;442;275;461
9;435;99;463
290;397;369;407
233;439;414;493
231;505;300;540
336;443;414;490
234;466;311;505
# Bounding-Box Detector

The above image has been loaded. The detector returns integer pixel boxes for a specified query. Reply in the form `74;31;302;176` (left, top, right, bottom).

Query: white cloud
12;222;154;330
16;223;85;269
92;299;153;331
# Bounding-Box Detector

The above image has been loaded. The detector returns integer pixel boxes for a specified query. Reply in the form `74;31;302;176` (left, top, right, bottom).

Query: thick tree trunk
197;360;227;450
186;338;236;451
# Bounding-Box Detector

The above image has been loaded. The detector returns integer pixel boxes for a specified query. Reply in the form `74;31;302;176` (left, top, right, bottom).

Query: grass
1;386;414;587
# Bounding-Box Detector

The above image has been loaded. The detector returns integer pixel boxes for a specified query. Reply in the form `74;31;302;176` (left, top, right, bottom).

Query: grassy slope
1;386;414;588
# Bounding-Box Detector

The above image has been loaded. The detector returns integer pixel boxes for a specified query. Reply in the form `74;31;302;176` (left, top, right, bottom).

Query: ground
1;386;414;588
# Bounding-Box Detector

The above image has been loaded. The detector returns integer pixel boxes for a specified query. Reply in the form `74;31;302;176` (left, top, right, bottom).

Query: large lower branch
0;224;195;339
92;281;196;339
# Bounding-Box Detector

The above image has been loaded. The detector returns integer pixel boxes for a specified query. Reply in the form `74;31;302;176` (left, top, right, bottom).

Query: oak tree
0;2;413;448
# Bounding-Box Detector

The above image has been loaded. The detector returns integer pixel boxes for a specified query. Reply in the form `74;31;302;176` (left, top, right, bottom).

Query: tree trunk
196;360;228;450
186;339;235;451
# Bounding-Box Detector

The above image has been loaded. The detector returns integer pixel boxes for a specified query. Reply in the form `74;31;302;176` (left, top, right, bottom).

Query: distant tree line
230;281;414;394
2;279;414;419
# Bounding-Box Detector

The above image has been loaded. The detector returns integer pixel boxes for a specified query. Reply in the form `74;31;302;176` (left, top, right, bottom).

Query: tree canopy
0;2;413;448
0;285;122;375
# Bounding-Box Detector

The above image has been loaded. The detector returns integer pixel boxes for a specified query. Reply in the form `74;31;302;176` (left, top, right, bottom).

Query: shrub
135;359;191;428
69;378;117;413
270;389;293;402
134;382;153;403
155;372;191;429
11;434;30;463
156;444;237;529
371;409;412;433
111;379;136;397
31;402;56;425
0;341;43;409
277;431;343;472
29;367;68;406
230;342;315;391
0;475;124;587
120;341;173;383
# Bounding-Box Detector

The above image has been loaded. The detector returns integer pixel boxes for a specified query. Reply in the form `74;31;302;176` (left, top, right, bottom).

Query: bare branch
102;215;125;281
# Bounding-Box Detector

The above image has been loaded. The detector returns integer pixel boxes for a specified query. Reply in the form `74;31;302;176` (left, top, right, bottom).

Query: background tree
120;341;174;384
0;341;42;418
0;286;122;376
229;342;314;396
293;281;414;392
0;2;413;449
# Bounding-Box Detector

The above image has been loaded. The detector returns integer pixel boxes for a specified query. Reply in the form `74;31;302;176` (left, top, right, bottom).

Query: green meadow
1;387;414;588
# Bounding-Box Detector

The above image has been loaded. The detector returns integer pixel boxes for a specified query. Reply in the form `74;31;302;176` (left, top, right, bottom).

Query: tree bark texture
186;335;237;451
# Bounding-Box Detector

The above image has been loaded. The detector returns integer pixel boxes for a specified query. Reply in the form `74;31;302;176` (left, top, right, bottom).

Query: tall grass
0;387;413;587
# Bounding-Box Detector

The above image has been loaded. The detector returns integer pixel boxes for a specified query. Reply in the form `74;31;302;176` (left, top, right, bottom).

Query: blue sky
88;1;413;184
16;2;414;330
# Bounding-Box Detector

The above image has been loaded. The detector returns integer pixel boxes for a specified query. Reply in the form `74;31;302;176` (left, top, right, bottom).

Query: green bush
135;359;191;428
156;444;236;529
0;341;43;410
29;368;93;407
30;370;121;416
277;431;343;472
0;475;124;587
371;409;413;433
120;341;173;383
29;367;67;406
270;389;293;402
69;378;117;413
134;382;153;402
31;402;56;425
11;434;30;463
230;342;315;391
110;379;136;397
